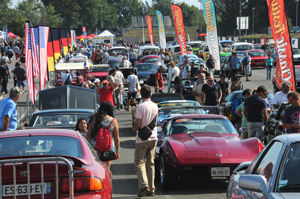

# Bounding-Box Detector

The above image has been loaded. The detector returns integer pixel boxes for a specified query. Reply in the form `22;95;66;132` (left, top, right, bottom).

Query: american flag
31;27;40;78
39;26;49;90
25;22;35;104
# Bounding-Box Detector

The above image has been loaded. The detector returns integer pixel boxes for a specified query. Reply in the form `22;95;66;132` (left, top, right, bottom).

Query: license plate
211;167;230;177
2;183;51;196
255;63;263;65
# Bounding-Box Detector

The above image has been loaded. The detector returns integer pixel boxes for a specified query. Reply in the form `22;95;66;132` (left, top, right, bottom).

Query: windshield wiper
279;184;300;192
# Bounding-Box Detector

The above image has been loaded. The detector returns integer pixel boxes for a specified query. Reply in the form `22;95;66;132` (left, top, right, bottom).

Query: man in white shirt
272;81;292;109
122;56;131;68
193;73;206;103
180;60;191;79
115;67;125;110
170;61;180;82
127;68;139;111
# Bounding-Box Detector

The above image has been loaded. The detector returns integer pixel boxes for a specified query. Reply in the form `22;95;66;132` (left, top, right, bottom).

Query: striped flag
25;22;35;104
70;30;77;47
60;29;68;56
51;28;61;62
39;26;49;90
47;28;55;72
31;27;40;78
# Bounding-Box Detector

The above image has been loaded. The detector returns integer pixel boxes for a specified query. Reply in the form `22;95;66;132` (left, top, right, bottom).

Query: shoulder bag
138;115;157;141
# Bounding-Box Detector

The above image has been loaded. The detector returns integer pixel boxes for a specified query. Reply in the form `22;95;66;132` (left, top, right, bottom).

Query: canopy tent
86;34;97;39
8;31;19;38
97;30;115;37
75;34;85;40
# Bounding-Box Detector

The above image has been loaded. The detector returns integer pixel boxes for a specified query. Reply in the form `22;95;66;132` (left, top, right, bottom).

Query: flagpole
30;27;35;104
38;26;41;91
142;16;145;44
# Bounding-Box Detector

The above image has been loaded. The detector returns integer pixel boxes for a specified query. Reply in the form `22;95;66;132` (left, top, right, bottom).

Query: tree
152;0;174;17
16;0;45;26
39;4;61;27
0;0;12;28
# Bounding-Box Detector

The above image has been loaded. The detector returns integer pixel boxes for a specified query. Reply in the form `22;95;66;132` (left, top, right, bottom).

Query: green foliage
7;10;27;37
152;0;174;16
0;0;12;27
16;0;45;26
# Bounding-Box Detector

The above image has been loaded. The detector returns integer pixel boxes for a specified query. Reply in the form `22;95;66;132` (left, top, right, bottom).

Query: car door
237;140;283;199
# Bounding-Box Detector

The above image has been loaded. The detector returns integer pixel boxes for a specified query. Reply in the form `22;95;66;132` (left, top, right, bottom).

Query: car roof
0;129;80;139
233;42;254;45
144;55;160;58
33;109;95;115
168;114;227;120
158;100;198;104
91;64;110;67
275;134;300;144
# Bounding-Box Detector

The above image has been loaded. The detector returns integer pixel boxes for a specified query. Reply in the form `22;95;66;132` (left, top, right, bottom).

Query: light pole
296;0;299;28
198;0;203;34
100;6;103;30
252;7;255;35
239;0;242;40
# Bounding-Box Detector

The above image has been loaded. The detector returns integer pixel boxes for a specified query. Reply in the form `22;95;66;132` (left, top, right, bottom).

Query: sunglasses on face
208;80;214;82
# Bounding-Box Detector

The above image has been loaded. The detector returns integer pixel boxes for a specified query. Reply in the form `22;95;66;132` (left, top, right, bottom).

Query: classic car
68;55;91;68
243;49;268;68
220;40;234;51
134;55;163;66
108;57;123;68
151;93;185;104
231;42;254;53
135;63;158;85
54;63;89;86
108;47;128;56
88;64;110;82
28;109;95;129
137;46;160;58
157;114;264;189
227;134;300;199
0;129;113;198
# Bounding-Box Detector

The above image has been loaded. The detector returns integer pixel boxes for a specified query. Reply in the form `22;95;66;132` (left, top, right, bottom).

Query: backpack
231;97;243;121
95;119;114;152
242;56;248;66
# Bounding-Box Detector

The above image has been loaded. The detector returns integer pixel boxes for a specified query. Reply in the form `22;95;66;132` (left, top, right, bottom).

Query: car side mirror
238;174;268;194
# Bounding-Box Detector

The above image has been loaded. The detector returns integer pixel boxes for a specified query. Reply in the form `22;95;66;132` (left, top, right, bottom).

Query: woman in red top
155;66;165;93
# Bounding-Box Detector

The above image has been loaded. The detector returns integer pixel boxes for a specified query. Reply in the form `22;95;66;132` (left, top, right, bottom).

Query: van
168;45;192;57
137;46;160;58
231;42;254;53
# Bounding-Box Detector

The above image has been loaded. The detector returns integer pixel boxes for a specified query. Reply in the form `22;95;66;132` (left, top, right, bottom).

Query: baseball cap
102;80;109;84
93;78;100;83
10;87;21;95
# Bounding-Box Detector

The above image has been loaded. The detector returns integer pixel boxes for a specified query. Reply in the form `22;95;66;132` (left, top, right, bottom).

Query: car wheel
160;154;178;189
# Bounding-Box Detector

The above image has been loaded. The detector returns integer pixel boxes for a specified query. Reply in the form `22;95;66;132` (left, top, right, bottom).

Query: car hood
88;71;109;77
169;133;255;164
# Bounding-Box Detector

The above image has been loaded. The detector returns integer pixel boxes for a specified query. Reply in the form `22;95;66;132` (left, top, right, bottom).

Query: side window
82;136;101;162
253;141;283;182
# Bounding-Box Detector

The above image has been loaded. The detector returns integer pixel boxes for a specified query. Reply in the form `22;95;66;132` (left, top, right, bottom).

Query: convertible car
157;114;264;189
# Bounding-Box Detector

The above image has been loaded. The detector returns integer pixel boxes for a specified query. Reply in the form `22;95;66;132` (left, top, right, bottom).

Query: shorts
17;80;26;87
128;92;137;100
244;65;251;75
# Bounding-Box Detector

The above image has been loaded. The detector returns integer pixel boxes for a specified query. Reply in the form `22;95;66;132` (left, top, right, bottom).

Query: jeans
248;122;264;142
135;140;157;191
115;88;121;109
231;69;238;82
266;65;272;80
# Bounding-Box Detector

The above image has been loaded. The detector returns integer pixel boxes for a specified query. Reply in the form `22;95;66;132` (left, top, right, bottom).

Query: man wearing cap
0;87;21;131
155;66;165;93
98;80;118;106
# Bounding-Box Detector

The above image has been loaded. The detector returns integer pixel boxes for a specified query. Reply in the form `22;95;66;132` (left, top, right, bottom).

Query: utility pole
239;0;242;40
252;7;255;35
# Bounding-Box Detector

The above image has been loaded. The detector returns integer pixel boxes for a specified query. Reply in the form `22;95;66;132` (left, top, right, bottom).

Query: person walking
243;52;251;81
13;62;26;94
133;85;158;197
265;53;274;80
243;86;268;142
0;87;21;131
0;61;10;94
206;54;215;75
87;101;120;170
170;61;180;83
193;73;206;103
218;74;229;103
229;52;243;82
114;67;125;110
155;66;165;93
230;74;243;92
127;68;139;110
200;75;222;106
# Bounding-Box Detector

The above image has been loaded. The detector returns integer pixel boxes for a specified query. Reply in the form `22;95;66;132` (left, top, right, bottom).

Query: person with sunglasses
282;91;300;133
271;81;291;109
200;75;222;106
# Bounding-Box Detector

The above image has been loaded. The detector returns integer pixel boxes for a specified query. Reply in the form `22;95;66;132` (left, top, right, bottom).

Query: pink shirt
135;99;158;143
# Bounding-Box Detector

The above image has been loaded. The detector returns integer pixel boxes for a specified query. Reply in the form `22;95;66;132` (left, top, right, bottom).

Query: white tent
97;30;115;37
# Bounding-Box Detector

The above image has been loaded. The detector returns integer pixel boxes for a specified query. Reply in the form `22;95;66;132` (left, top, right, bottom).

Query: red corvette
0;129;113;198
244;49;268;68
157;114;264;189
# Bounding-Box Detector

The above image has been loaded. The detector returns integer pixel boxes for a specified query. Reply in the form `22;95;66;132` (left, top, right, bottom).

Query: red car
0;129;113;198
134;55;162;66
88;64;111;82
157;114;264;189
244;49;268;68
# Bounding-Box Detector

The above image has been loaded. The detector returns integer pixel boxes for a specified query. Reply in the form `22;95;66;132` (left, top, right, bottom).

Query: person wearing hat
190;62;199;77
0;87;21;131
230;74;243;92
98;79;118;106
155;65;165;93
92;78;100;90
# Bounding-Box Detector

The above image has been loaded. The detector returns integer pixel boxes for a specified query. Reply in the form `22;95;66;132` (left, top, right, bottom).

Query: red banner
146;15;154;46
171;4;187;55
267;0;295;91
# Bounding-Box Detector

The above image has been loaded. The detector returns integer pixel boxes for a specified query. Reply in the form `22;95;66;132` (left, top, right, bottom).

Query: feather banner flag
156;10;167;50
146;15;154;46
171;4;187;55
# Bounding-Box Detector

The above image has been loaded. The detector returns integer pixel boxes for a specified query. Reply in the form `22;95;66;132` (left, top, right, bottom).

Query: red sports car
244;49;268;68
88;64;110;82
0;129;113;198
157;114;264;189
134;55;162;66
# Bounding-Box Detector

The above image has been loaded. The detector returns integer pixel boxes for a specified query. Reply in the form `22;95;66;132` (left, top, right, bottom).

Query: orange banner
267;0;295;91
146;15;154;46
171;4;187;55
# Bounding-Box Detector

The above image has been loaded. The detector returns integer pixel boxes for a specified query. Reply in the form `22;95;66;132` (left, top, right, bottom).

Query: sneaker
137;187;150;197
246;79;251;81
146;190;155;196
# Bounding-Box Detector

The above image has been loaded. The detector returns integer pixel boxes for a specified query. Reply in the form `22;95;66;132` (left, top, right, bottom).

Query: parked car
227;134;300;199
108;57;122;68
0;129;113;198
137;46;160;58
54;63;89;86
244;49;268;68
254;43;263;50
134;55;163;66
220;40;234;51
157;114;264;189
151;93;185;104
28;109;95;129
88;64;110;82
231;42;254;53
108;47;128;56
135;63;158;85
68;55;91;68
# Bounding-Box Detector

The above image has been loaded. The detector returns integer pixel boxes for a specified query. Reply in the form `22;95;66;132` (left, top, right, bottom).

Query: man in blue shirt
0;87;21;131
229;52;243;81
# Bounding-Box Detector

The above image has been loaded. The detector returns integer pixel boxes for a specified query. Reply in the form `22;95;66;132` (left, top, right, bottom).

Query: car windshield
235;45;253;51
251;51;265;57
159;108;205;116
109;49;126;55
0;136;83;158
277;142;300;192
158;101;200;108
190;58;205;65
220;42;233;48
33;114;91;128
108;60;121;68
170;118;237;135
254;45;262;49
143;49;158;55
189;43;201;48
137;64;156;72
89;66;110;72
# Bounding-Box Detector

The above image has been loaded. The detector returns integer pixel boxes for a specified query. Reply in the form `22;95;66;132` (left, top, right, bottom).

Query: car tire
160;154;178;189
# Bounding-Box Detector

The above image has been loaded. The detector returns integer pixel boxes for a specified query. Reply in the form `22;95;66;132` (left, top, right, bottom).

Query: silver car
227;134;300;199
